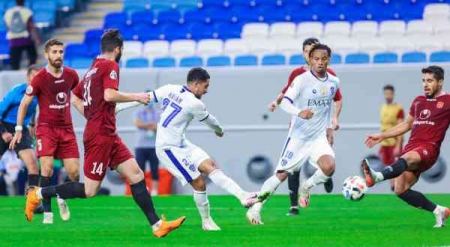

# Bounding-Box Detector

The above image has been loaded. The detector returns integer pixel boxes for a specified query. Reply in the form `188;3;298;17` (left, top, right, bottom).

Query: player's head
186;67;210;99
308;44;331;75
383;84;395;104
302;38;319;65
422;65;444;98
44;39;64;69
16;0;24;6
101;29;123;63
26;64;40;84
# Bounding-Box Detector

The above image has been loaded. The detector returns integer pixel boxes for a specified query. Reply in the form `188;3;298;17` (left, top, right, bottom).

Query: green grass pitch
1;194;450;247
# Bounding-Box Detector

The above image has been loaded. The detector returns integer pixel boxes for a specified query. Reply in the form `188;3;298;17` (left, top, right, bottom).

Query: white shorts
275;136;334;174
156;141;210;186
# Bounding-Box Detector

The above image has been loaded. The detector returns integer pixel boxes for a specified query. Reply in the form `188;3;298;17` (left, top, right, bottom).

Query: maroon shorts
83;135;133;181
402;142;439;174
35;125;79;159
379;146;396;165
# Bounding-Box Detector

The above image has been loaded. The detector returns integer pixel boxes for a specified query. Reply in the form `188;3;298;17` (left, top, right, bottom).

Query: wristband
15;125;23;132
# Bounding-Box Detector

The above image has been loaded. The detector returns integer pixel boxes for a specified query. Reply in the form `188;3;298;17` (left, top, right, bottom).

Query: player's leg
199;159;255;207
394;171;449;227
39;156;55;224
51;158;80;221
116;158;185;237
148;148;159;195
18;149;39;187
287;170;300;216
189;175;220;231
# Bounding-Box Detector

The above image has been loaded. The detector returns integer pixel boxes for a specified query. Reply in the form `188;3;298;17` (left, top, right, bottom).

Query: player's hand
326;128;334;146
268;101;277;112
1;132;13;143
9;131;22;150
332;117;340;130
135;92;151;105
364;133;383;148
215;130;224;137
298;109;314;119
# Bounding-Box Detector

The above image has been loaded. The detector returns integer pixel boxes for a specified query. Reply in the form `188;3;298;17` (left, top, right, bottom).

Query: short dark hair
187;67;210;83
16;0;24;6
44;39;64;52
422;65;445;81
383;84;395;92
27;64;40;76
302;37;319;50
101;29;123;52
308;43;332;57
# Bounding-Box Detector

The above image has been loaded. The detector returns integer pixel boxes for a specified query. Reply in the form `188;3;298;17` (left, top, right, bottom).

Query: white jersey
152;84;211;147
283;71;340;141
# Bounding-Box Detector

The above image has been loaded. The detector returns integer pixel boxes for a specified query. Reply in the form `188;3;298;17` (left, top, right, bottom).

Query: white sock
303;169;330;191
152;220;162;231
252;202;264;213
259;175;282;198
193;190;210;220
208;169;246;201
36;188;43;199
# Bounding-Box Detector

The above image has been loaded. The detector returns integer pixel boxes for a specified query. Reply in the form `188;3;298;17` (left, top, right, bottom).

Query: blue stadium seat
430;51;450;62
258;7;288;23
179;56;204;67
65;44;90;60
188;22;215;40
199;0;228;9
153;57;176;67
231;6;261;22
57;0;76;12
207;55;232;66
162;23;190;40
124;0;150;14
0;41;9;58
120;27;136;41
84;29;103;44
87;42;101;57
289;54;306;65
214;22;242;39
401;52;427;63
206;7;234;23
373;52;398;64
69;58;92;69
31;0;57;12
345;53;370;64
0;19;6;32
311;4;341;22
262;54;286;65
234;55;258;66
157;9;183;24
228;0;253;8
339;4;368;21
133;24;163;41
126;58;149;68
131;11;155;26
173;2;198;14
104;12;128;29
285;4;315;22
331;54;342;64
149;1;173;13
33;11;56;28
184;9;209;23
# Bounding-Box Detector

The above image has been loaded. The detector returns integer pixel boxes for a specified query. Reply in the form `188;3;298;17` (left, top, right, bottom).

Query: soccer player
24;30;185;238
0;65;39;189
362;65;450;228
10;39;80;224
247;44;340;224
122;67;255;231
268;38;342;216
379;85;404;190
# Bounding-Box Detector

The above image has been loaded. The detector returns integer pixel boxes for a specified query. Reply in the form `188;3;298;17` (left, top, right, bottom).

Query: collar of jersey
182;85;192;93
310;70;328;82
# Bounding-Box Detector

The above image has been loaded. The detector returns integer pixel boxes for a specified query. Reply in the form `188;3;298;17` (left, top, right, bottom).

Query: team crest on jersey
330;86;335;95
26;85;33;94
437;101;444;109
320;86;328;96
56;92;68;104
110;70;117;80
419;109;431;120
312;89;317;94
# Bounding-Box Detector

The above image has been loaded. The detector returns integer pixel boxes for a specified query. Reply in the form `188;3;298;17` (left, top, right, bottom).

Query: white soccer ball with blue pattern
342;176;368;201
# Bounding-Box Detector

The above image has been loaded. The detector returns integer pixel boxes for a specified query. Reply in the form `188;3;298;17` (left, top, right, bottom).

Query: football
342;176;368;201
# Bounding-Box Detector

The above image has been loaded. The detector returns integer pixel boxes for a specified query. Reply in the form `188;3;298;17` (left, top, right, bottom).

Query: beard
49;58;63;69
115;51;122;63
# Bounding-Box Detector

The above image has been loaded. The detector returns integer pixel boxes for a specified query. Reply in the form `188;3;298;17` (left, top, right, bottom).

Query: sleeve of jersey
26;76;40;96
194;103;223;133
279;77;302;116
102;63;119;90
0;88;14;121
408;99;416;117
151;85;171;103
281;69;301;94
397;108;405;119
72;82;83;99
71;71;80;90
333;88;342;101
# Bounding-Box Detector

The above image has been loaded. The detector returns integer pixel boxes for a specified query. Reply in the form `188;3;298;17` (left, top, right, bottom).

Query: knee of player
67;172;80;182
191;177;206;191
321;162;335;176
40;166;54;177
84;188;97;198
394;186;408;196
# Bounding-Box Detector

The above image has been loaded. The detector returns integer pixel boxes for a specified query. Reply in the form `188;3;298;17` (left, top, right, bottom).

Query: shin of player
146;68;255;230
24;30;185;237
247;44;340;224
363;65;450;228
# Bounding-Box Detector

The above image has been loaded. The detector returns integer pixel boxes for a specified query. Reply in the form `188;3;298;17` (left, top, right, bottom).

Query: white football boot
202;218;221;231
57;197;71;221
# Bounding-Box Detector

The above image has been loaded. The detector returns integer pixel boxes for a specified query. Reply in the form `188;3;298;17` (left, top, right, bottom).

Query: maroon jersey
407;93;450;148
281;66;342;101
73;58;119;138
26;67;79;127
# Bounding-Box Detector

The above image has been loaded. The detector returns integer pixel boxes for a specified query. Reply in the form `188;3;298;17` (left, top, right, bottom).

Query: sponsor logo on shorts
110;70;117;80
26;85;33;94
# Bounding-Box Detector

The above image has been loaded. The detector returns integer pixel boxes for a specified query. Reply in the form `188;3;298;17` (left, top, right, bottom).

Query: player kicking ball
362;65;450;228
246;44;340;224
23;30;184;238
117;67;256;231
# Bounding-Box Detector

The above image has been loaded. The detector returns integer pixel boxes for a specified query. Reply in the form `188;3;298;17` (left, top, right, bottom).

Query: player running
118;67;256;231
362;65;450;228
0;65;40;190
11;39;80;224
247;44;340;224
268;38;342;216
23;30;184;238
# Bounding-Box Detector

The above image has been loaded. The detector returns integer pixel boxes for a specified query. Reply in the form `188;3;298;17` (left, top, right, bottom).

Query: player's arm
332;89;343;130
279;77;313;119
394;108;405;156
194;103;224;137
9;95;34;149
71;92;84;117
269;70;298;112
365;114;413;148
